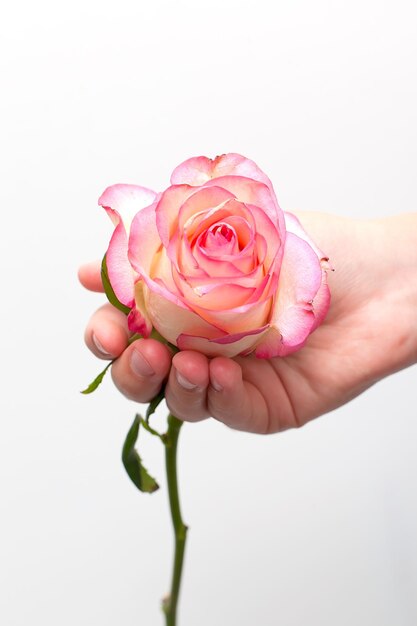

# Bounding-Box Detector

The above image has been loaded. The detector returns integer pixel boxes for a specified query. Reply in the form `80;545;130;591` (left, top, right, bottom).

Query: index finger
78;260;104;292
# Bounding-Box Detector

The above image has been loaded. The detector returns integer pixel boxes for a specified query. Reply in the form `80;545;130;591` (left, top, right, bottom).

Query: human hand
79;212;417;433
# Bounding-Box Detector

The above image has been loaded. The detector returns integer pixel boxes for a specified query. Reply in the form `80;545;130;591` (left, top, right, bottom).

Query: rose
99;153;330;358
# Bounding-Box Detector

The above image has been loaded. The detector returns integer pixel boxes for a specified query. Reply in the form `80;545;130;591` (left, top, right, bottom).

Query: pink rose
99;154;330;358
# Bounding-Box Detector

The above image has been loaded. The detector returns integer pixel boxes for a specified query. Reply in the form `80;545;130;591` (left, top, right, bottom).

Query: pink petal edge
254;232;324;358
99;184;158;232
170;153;274;190
103;210;135;308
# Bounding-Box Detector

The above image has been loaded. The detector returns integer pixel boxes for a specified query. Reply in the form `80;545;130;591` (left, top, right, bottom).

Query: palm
235;212;412;432
236;312;377;432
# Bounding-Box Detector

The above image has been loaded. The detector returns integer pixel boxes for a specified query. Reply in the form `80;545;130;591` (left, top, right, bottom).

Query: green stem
162;414;188;626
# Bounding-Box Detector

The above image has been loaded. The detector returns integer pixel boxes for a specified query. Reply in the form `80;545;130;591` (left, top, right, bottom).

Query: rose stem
162;414;188;626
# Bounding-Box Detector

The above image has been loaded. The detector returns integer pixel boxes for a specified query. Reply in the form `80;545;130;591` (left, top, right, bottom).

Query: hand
79;212;417;433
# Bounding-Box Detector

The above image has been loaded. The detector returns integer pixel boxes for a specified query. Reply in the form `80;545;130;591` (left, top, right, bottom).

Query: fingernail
92;333;113;357
131;350;155;377
210;377;223;392
176;370;198;390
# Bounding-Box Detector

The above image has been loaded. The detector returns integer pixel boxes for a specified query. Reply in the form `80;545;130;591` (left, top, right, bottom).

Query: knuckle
165;387;208;422
111;363;159;403
165;397;186;420
207;390;231;419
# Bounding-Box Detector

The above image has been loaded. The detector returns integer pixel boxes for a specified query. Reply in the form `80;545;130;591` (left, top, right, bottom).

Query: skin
79;212;417;434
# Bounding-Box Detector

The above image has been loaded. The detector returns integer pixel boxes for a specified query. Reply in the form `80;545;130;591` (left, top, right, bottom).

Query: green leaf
81;361;113;394
146;387;166;423
101;254;131;315
140;416;165;442
122;414;159;493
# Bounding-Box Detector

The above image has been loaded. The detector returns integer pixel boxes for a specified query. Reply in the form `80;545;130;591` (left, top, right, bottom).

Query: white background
1;1;416;624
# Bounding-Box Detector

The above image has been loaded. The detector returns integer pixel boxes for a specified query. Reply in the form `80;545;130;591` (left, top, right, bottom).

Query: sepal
101;254;131;315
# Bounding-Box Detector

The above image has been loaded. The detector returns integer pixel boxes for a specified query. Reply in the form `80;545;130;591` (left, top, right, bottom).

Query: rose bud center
199;222;240;256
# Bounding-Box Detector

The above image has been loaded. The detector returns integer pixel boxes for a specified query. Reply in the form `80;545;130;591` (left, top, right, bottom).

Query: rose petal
170;153;274;190
245;203;282;270
190;295;273;335
172;279;257;312
155;184;195;247
177;324;270;358
128;206;190;310
99;184;158;232
165;191;241;274
127;281;153;337
203;175;285;236
100;186;157;308
193;229;256;276
254;232;322;357
284;212;331;267
127;308;150;337
144;286;226;347
284;212;332;328
183;199;252;253
127;204;162;274
254;327;285;359
311;270;331;330
172;262;264;294
169;199;257;278
103;214;135;308
169;229;208;279
198;222;240;256
178;186;236;235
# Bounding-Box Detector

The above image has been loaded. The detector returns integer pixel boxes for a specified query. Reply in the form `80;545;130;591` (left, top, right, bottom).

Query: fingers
165;354;269;433
85;303;130;359
78;260;104;292
83;292;269;432
207;358;270;433
111;339;172;403
84;300;172;404
165;351;210;422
